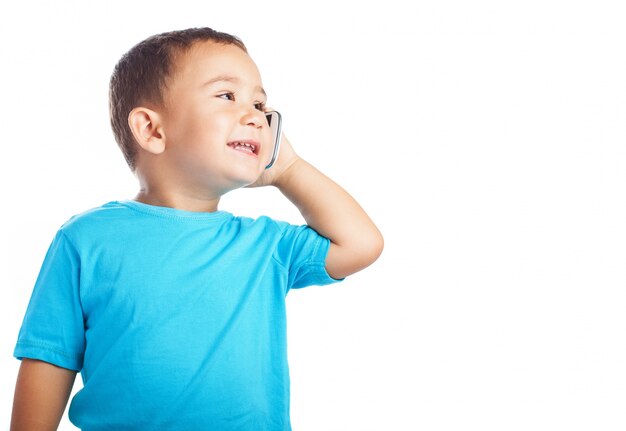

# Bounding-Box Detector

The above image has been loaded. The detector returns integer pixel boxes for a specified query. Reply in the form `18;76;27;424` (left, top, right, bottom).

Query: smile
227;140;259;156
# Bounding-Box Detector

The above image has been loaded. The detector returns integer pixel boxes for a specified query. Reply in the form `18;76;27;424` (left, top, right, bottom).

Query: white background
2;1;625;430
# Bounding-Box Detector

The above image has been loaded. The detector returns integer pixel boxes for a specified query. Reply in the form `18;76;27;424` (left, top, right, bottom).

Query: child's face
159;41;272;195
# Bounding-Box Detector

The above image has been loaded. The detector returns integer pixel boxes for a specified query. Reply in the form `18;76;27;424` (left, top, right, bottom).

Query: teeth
231;142;256;153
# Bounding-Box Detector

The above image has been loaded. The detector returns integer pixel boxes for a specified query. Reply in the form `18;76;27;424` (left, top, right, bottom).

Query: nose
241;108;265;129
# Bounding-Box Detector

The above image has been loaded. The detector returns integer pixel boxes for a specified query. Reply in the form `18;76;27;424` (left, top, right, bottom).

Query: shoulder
60;201;128;227
225;215;322;252
228;214;294;236
57;201;133;241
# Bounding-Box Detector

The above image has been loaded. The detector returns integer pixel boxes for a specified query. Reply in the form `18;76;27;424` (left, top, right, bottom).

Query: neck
134;188;221;213
133;164;223;213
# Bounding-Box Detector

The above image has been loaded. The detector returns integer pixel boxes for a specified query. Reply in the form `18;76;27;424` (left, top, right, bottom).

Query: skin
11;359;77;430
11;40;383;429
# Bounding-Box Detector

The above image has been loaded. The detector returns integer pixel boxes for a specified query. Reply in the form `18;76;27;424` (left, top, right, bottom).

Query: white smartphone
265;111;282;169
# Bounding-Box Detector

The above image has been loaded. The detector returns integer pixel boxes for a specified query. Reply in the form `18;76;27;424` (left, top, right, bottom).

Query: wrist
272;156;304;190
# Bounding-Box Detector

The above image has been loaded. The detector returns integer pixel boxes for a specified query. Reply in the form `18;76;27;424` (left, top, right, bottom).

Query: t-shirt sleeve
13;230;85;371
274;223;344;290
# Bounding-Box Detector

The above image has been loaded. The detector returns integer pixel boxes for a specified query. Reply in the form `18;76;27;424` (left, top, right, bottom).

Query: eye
254;102;266;111
217;92;235;101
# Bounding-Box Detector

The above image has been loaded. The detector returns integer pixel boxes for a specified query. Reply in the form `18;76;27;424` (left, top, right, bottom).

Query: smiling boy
11;27;383;430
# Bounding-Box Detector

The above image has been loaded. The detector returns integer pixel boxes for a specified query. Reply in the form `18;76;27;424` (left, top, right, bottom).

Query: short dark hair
109;27;247;171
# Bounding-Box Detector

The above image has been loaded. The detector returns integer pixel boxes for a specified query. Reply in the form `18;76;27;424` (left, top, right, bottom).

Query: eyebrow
201;75;267;97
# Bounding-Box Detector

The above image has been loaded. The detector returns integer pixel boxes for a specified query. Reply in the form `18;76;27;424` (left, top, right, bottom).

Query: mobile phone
265;111;282;169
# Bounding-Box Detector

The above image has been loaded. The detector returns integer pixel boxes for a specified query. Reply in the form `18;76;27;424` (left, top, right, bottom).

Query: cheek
168;109;231;147
163;109;195;145
194;109;236;142
260;127;274;159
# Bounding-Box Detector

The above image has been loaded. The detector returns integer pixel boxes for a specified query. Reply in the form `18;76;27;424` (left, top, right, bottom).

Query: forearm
275;158;383;279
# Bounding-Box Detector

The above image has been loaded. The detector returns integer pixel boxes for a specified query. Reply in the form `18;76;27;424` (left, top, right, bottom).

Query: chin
223;176;259;191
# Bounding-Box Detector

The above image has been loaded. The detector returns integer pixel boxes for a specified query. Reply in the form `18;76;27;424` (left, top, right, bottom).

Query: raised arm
252;134;384;280
11;359;77;431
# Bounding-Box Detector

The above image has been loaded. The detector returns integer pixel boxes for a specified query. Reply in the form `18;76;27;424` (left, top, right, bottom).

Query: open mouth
227;140;259;156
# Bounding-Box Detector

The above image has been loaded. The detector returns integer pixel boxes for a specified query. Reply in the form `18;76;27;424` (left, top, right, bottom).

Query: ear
128;107;166;155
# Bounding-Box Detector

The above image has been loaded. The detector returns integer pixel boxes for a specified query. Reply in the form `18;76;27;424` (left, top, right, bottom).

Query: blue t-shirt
14;200;340;430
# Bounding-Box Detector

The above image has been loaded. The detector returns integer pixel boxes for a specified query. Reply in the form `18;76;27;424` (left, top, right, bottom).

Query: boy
11;27;383;430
